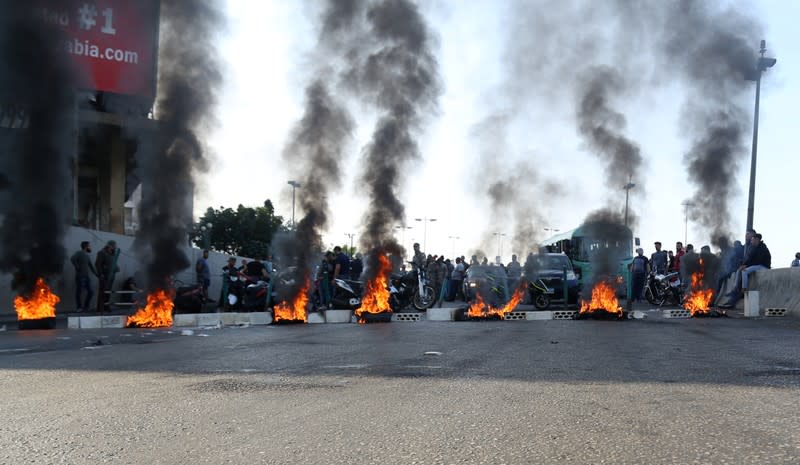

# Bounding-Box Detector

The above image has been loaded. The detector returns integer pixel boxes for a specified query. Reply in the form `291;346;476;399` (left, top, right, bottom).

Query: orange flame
355;253;392;323
579;281;622;314
14;278;59;320
126;289;174;328
274;278;310;323
467;283;526;319
684;258;714;316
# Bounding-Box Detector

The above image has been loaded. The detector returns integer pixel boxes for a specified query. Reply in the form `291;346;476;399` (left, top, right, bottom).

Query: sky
203;0;798;266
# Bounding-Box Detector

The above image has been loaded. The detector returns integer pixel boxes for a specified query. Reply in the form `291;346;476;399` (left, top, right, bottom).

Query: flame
126;289;174;328
274;278;310;323
467;283;526;319
14;278;59;320
579;281;622;314
684;258;714;316
355;253;392;323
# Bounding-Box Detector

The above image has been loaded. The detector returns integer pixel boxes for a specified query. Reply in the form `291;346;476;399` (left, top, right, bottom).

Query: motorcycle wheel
645;287;660;306
413;285;436;310
533;293;550;310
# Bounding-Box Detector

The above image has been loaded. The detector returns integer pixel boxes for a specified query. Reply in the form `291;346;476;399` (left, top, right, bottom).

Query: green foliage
190;200;286;257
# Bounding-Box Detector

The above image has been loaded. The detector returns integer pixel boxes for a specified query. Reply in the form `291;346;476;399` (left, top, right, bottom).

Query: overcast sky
203;0;798;265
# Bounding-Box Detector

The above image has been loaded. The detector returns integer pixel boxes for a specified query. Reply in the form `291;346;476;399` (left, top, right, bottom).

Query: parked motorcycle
644;271;683;306
225;271;245;310
389;270;435;311
242;277;269;311
331;278;363;309
527;277;552;310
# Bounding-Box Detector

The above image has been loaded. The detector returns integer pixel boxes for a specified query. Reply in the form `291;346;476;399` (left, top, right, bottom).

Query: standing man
349;253;363;280
70;241;97;312
629;248;649;302
449;257;466;301
195;249;211;302
95;240;119;313
332;246;350;281
650;241;668;274
672;242;685;272
411;243;426;272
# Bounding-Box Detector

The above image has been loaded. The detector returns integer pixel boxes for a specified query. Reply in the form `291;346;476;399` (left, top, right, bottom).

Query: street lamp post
623;176;636;228
681;201;694;246
200;222;213;249
745;40;776;232
394;225;413;255
345;233;355;252
287;180;301;229
448;235;460;258
493;232;506;261
414;217;437;252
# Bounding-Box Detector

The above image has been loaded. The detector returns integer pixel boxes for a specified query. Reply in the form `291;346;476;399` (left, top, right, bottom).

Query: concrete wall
750;267;800;316
0;225;244;316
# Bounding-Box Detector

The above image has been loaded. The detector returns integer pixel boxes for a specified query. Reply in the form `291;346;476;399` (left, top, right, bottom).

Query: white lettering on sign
34;7;70;27
77;4;117;35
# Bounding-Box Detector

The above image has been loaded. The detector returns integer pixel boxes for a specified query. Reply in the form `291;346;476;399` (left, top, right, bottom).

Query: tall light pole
344;233;355;251
394;225;413;255
200;222;213;249
493;232;506;261
745;40;776;232
414;217;436;252
287;180;301;229
623;176;636;228
681;201;694;246
448;235;460;258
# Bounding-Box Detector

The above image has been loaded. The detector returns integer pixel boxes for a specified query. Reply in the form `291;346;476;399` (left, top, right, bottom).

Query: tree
190;200;285;257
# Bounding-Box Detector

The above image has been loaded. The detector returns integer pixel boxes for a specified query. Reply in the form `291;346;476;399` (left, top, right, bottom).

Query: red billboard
36;1;160;98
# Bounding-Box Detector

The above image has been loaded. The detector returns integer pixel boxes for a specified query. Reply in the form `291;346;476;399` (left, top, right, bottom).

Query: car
463;265;512;305
524;253;581;304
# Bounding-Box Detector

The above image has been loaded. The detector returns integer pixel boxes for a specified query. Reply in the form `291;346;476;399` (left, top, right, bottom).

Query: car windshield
536;255;571;270
466;265;506;279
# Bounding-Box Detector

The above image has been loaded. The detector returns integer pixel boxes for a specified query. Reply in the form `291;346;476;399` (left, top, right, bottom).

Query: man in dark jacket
95;240;119;313
70;241;97;312
739;233;771;291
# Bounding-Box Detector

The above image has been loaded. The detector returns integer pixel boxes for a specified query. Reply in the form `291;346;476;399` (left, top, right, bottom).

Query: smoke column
278;80;353;299
347;0;442;278
658;1;763;245
0;5;76;294
134;0;224;291
576;66;643;208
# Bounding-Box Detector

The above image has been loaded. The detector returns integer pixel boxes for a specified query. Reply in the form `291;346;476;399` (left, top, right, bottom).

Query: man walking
95;240;119;313
70;241;97;312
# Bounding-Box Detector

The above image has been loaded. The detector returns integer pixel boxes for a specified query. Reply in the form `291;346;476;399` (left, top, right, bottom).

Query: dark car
463;265;512;305
525;253;581;304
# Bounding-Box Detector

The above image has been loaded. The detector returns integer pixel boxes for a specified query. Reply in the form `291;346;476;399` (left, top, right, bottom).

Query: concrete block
220;313;239;326
308;312;326;324
526;311;553;321
552;310;577;320
663;309;691;319
172;314;198;327
504;312;527;321
249;312;272;325
197;314;221;327
101;315;127;328
79;316;102;329
427;307;455;321
764;307;786;317
68;317;80;329
392;313;421;322
744;291;760;318
324;309;353;323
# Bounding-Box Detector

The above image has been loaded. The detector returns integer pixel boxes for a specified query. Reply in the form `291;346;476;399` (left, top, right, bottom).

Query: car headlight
469;282;477;288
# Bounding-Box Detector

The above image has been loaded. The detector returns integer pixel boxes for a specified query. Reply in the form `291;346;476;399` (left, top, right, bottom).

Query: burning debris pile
683;252;724;318
14;278;59;329
465;283;526;320
273;278;310;324
577;280;625;320
126;289;174;328
355;252;393;323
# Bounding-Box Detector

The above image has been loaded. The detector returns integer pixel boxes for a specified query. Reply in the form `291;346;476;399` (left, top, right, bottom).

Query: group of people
628;229;775;306
70;240;119;313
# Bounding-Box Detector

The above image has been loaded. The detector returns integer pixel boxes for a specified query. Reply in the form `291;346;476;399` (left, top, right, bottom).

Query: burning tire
412;285;435;310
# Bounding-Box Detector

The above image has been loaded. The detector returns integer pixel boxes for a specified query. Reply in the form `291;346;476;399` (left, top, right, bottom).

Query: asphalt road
1;315;799;464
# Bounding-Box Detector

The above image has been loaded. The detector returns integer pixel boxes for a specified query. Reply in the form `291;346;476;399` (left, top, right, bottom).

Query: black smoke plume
277;80;353;301
658;1;763;246
576;66;643;210
578;209;630;297
134;0;224;292
346;0;442;280
0;6;76;294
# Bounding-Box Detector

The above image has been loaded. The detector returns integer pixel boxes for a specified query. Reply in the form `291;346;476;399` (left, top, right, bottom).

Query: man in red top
672;242;685;272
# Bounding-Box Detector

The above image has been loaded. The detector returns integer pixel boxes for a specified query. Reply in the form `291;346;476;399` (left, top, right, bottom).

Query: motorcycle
242;275;269;311
389;270;435;311
225;271;245;310
331;278;363;309
644;271;683;306
527;277;552;310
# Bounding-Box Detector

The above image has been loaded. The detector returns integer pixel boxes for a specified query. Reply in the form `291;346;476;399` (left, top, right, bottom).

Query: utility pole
448;235;460;258
344;233;355;252
623;176;636;228
287;180;301;229
745;40;776;232
414;217;437;252
681;201;694;246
